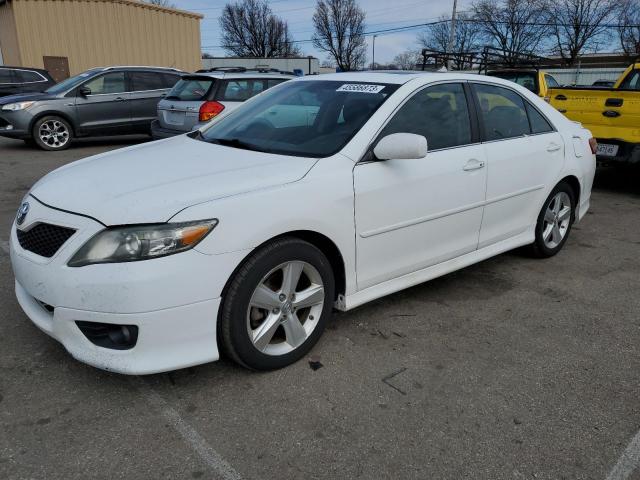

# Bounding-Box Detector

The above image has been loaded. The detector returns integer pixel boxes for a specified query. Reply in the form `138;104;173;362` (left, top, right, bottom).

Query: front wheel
219;238;335;370
32;116;73;151
528;182;576;258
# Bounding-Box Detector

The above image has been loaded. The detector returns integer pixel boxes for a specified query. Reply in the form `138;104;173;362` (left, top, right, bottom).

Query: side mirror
373;133;428;160
79;86;91;97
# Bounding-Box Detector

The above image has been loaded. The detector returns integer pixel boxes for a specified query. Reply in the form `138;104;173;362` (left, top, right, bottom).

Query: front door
354;82;487;290
74;71;131;135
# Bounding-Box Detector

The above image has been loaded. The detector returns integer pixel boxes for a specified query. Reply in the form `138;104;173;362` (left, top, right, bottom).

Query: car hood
30;135;318;225
0;92;55;105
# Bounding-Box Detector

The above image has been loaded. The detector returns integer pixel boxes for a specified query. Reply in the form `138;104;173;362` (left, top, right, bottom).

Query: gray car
151;68;293;139
0;66;184;150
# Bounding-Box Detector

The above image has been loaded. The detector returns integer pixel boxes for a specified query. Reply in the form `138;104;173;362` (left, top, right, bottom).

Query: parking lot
0;135;639;479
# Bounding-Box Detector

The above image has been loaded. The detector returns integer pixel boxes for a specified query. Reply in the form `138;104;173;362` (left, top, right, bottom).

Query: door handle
463;159;485;171
114;96;125;101
547;143;562;152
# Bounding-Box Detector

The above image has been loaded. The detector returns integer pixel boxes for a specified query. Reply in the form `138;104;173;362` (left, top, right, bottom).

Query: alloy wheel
542;191;572;249
39;120;70;148
246;261;325;356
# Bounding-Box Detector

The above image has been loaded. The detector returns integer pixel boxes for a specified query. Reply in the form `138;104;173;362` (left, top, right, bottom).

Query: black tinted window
380;83;471;150
526;102;553;134
15;70;44;82
0;69;15;83
131;71;166;91
474;84;530;140
83;72;126;94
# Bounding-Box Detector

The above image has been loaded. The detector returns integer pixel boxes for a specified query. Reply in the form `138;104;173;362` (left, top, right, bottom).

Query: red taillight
199;101;224;122
588;138;597;154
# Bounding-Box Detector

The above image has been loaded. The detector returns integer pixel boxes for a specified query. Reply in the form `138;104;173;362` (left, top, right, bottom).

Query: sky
171;0;473;64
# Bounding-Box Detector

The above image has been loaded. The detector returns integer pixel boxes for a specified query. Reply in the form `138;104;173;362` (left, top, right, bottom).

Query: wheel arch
220;229;347;304
559;175;581;207
28;111;77;137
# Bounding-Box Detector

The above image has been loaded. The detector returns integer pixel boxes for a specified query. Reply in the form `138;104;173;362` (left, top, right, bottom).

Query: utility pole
446;0;458;70
372;35;378;70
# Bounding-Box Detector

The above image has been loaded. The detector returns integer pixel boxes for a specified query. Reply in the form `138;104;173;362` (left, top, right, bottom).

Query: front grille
17;223;76;258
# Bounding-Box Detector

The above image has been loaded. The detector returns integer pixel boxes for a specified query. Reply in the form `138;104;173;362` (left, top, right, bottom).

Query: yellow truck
488;69;561;100
549;64;640;164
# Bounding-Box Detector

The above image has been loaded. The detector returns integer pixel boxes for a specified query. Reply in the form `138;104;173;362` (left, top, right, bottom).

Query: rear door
74;71;131;135
129;71;181;130
471;82;564;248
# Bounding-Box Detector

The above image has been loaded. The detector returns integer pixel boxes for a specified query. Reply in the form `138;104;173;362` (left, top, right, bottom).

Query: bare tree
312;0;367;71
618;0;640;56
393;50;421;70
220;0;300;57
472;0;551;63
547;0;614;66
145;0;177;8
418;13;482;69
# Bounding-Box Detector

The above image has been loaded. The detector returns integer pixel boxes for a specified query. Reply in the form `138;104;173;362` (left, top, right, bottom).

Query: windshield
200;80;399;158
167;76;216;101
45;69;103;94
490;72;537;93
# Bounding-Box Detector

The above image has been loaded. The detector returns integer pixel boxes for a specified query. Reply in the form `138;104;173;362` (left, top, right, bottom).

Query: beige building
0;0;202;81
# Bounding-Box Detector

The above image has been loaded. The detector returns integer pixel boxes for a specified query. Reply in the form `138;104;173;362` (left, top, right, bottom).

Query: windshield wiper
208;137;264;152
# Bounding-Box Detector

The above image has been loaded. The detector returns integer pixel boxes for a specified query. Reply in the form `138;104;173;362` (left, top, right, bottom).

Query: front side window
379;83;472;151
619;71;640;90
545;75;559;88
200;80;399;158
82;72;126;95
45;69;102;94
474;84;530;141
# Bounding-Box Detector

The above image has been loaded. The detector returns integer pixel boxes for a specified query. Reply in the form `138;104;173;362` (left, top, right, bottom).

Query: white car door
353;82;488;290
471;83;565;248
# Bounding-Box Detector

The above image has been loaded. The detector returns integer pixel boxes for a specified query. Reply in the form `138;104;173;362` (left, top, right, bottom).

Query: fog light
76;321;139;350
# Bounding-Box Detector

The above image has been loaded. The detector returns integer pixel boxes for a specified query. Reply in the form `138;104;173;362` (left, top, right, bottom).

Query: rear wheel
32;116;72;151
219;237;335;370
528;182;576;258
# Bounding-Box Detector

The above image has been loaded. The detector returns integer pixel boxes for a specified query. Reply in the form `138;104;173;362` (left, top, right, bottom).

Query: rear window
166;77;215;101
490;71;538;93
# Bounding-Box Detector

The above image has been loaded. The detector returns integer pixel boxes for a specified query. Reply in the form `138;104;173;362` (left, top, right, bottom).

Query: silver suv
150;67;294;139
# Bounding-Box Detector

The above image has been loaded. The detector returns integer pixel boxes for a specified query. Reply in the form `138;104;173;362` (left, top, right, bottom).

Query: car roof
187;71;294;80
93;66;185;73
294;71;491;85
0;65;51;74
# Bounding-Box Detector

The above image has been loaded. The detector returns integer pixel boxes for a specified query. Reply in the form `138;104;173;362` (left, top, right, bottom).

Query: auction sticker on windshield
336;84;385;93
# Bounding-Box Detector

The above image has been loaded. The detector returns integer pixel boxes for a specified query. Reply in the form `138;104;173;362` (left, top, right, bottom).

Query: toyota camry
10;72;596;374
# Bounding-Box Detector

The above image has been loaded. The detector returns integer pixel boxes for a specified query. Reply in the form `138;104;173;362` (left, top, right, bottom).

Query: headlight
68;219;218;267
1;101;36;111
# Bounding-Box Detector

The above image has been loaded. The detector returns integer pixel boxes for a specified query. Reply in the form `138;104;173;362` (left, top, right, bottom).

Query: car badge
16;201;30;226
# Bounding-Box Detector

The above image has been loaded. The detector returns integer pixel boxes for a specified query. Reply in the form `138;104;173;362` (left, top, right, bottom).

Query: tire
32;115;73;151
528;181;576;258
219;237;335;370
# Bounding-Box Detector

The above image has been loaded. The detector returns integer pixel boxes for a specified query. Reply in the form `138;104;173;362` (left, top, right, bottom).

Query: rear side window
15;70;44;82
161;73;181;89
131;71;167;91
0;69;15;83
167;77;215;101
474;84;530;140
218;79;265;101
380;83;472;150
83;72;127;94
526;103;554;134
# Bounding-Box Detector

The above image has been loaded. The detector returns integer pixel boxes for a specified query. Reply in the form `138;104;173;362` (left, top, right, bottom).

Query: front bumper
10;196;250;374
0;111;30;138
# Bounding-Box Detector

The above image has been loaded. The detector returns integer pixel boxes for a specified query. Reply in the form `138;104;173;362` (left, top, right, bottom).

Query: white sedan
10;72;596;374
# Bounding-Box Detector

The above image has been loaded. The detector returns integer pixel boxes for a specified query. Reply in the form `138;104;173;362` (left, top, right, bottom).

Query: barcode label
336;84;385;93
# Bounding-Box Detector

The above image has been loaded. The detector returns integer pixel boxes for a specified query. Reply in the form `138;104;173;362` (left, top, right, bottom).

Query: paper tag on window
336;84;385;93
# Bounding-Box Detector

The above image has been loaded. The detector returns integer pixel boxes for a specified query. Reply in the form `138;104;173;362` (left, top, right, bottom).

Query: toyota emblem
16;201;29;226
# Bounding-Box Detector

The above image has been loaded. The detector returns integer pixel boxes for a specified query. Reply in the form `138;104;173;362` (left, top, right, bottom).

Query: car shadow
593;164;640;196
